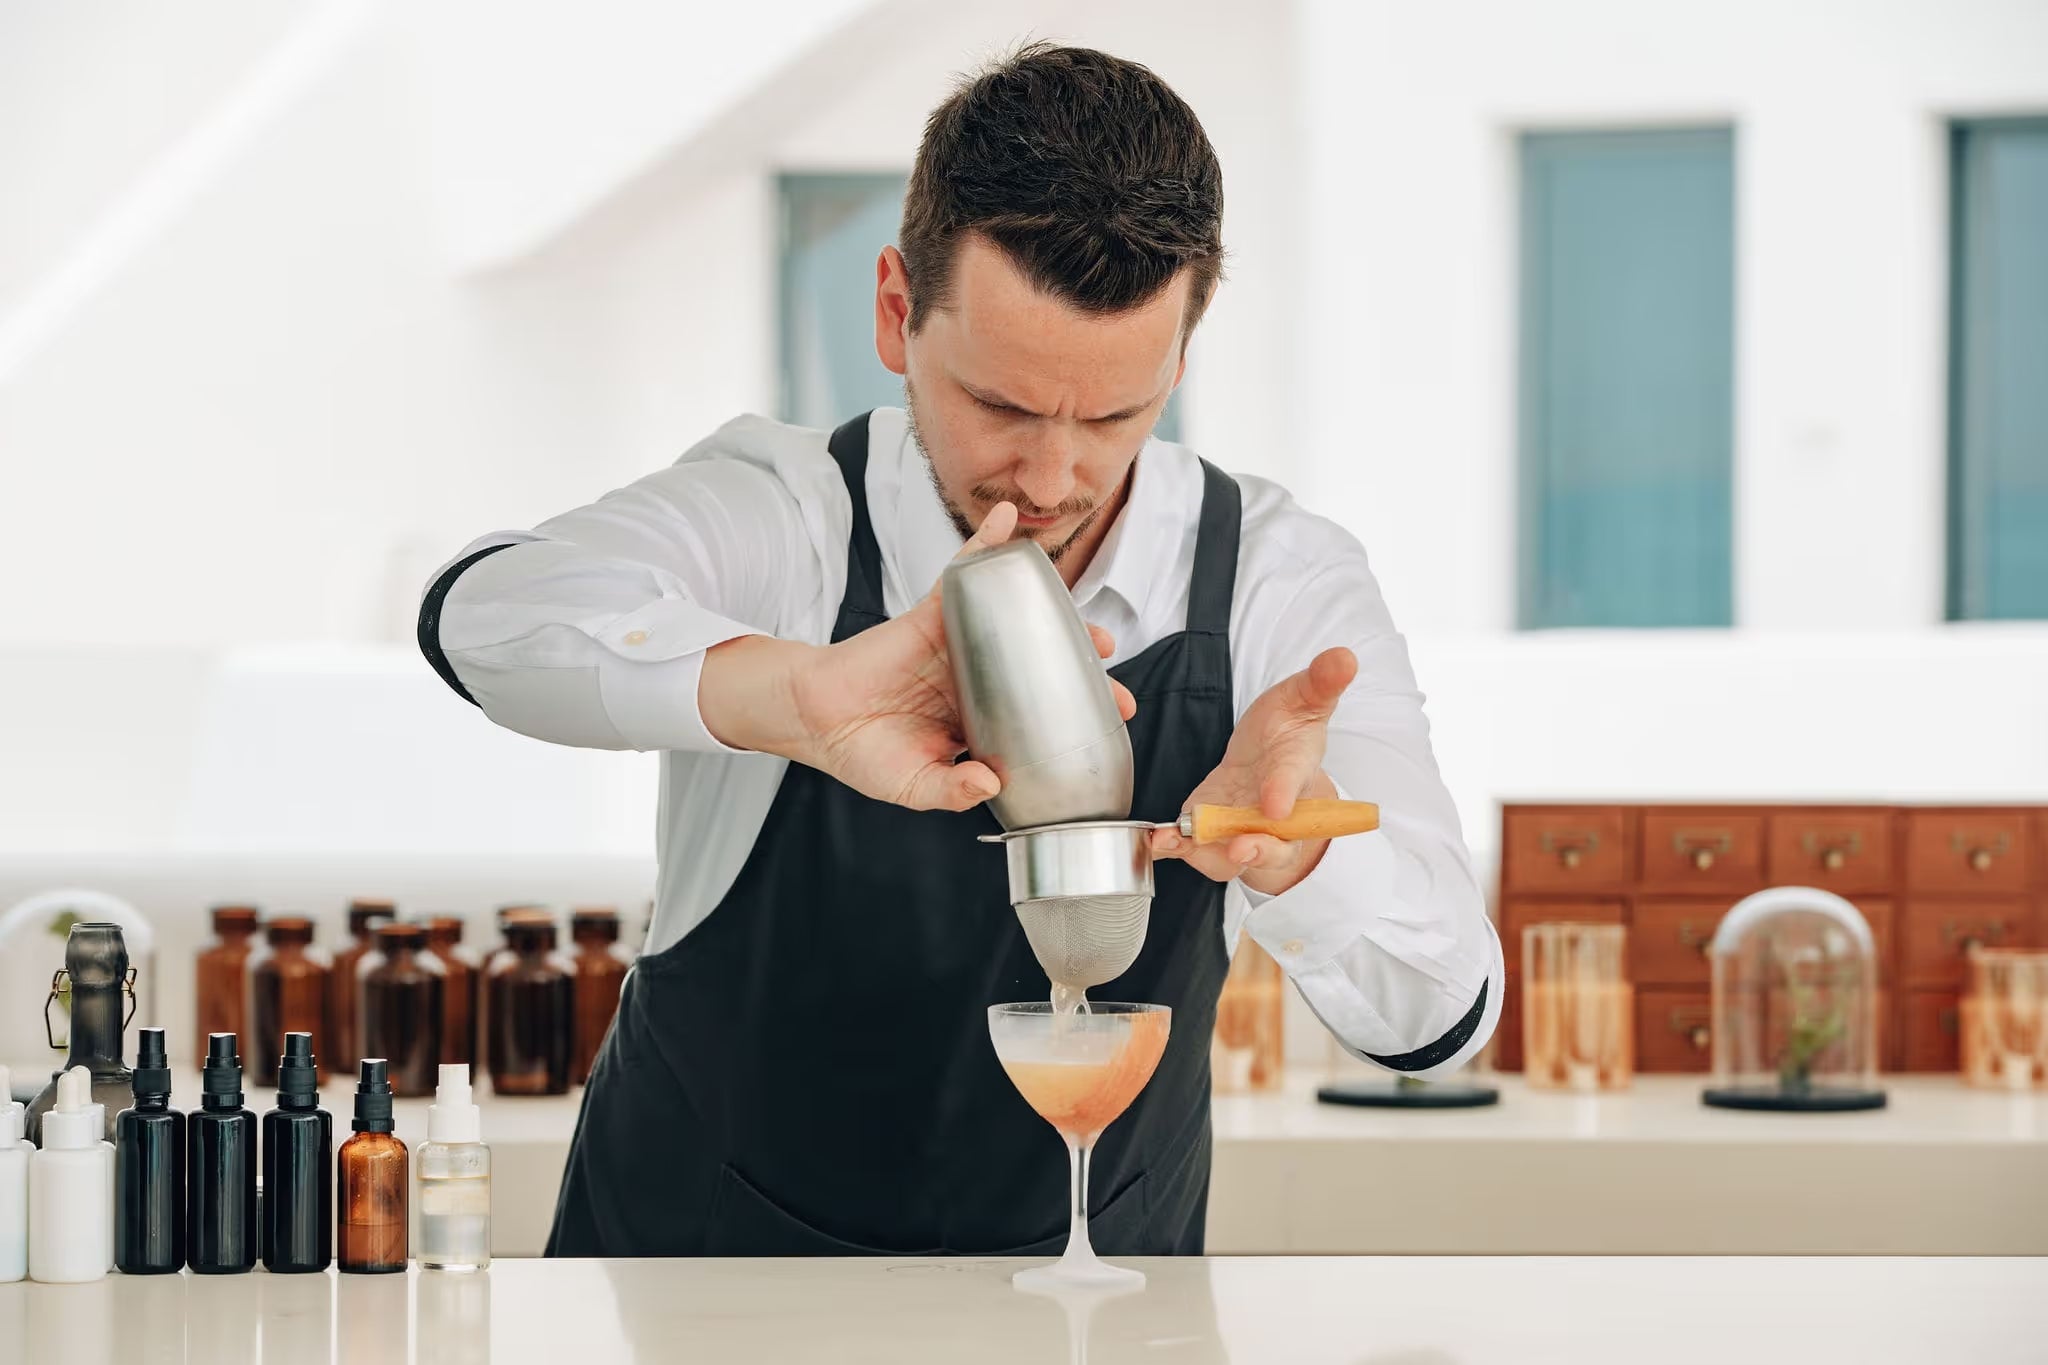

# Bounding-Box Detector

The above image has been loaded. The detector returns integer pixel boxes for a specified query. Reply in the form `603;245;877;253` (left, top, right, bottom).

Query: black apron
545;412;1241;1257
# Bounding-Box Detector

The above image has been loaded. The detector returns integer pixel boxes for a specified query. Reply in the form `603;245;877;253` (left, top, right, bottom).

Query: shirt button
622;630;649;646
1281;939;1305;956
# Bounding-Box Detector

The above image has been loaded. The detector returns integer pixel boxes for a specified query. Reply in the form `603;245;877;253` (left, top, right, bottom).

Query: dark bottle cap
373;922;426;951
201;1032;244;1110
266;916;315;947
507;919;558;952
210;905;260;934
348;900;398;938
278;1031;320;1108
572;907;621;945
132;1026;173;1101
352;1058;394;1133
424;916;465;946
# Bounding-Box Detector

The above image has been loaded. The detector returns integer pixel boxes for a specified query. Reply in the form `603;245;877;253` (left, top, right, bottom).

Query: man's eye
972;395;1013;415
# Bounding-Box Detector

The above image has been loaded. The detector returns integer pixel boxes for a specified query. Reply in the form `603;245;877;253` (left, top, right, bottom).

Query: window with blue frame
1948;118;2048;621
1517;129;1736;629
777;172;1184;440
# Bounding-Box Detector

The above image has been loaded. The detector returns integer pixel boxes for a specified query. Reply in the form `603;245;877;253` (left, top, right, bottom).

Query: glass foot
1013;1257;1146;1293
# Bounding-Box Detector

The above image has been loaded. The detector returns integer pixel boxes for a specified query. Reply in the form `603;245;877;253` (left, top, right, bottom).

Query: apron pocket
706;1164;946;1257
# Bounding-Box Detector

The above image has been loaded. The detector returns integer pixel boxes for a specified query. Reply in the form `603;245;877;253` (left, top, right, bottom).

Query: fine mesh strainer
980;801;1381;988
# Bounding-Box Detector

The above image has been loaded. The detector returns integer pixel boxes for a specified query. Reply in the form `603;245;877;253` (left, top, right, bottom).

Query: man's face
876;235;1188;566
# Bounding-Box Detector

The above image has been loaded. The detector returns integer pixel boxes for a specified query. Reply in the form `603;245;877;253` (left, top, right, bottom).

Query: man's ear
875;245;911;376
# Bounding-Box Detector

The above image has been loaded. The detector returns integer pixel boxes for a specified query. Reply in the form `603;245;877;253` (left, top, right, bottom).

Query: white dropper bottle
0;1064;29;1282
417;1064;490;1271
29;1065;111;1282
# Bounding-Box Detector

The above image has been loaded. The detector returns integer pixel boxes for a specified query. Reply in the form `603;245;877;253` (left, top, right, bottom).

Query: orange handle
1186;799;1380;844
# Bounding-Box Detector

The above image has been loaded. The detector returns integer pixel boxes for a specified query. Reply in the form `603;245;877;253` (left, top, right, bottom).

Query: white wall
3;0;2046;886
1293;0;2048;635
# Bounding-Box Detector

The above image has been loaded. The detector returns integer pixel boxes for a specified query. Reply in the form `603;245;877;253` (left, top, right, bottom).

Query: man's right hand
697;502;1137;812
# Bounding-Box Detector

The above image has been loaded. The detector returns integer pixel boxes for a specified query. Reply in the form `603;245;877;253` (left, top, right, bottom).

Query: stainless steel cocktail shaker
941;539;1133;831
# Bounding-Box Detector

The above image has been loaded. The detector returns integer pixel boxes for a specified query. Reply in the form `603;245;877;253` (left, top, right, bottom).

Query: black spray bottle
113;1027;185;1273
187;1032;257;1273
262;1031;333;1272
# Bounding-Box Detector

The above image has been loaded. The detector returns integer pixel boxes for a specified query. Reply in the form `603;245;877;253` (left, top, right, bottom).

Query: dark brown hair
900;43;1225;342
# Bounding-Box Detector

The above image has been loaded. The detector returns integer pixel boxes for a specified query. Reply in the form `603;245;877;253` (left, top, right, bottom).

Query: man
420;43;1502;1258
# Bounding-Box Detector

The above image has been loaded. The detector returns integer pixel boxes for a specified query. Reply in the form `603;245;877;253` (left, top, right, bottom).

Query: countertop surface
41;1069;2048;1255
1;1255;2040;1364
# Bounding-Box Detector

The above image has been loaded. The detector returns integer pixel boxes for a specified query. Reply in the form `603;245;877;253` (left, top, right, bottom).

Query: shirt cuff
588;597;763;753
1240;826;1399;973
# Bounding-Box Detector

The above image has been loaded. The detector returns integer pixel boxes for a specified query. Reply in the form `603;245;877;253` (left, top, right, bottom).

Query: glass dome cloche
1701;887;1887;1113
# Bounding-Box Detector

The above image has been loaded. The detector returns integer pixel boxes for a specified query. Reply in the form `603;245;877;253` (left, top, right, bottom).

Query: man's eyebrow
959;378;1157;423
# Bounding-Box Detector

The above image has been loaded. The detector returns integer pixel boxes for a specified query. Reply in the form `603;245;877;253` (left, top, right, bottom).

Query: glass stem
1063;1137;1096;1265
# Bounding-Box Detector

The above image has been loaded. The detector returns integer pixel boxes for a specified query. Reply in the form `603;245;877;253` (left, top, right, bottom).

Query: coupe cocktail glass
989;1001;1170;1291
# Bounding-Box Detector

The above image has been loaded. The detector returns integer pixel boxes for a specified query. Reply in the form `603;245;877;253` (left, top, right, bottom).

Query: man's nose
1013;427;1080;512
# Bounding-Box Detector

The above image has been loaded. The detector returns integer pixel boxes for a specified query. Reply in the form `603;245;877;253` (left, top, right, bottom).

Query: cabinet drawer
1635;988;1714;1073
1639;811;1765;892
1502;807;1633;891
1905;809;2032;893
1630;899;1729;986
1899;990;1962;1072
1901;899;2033;989
1500;900;1626;974
1767;809;1895;893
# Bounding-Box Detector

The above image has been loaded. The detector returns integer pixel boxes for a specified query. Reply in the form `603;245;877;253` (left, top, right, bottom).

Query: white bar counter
217;1069;2048;1257
0;1255;2038;1364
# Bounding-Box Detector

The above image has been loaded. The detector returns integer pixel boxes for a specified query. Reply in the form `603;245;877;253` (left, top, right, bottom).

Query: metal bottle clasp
44;966;139;1050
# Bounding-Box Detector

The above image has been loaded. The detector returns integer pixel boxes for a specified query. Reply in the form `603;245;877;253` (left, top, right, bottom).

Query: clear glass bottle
417;1065;490;1272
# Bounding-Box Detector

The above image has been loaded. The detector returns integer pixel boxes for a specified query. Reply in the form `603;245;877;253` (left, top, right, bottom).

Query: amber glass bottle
337;1059;407;1273
326;900;397;1078
195;906;260;1058
359;924;444;1098
487;918;573;1096
421;918;480;1069
568;909;632;1085
248;919;328;1089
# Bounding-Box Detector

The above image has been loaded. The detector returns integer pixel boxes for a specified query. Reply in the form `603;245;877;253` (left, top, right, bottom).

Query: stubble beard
903;380;1101;564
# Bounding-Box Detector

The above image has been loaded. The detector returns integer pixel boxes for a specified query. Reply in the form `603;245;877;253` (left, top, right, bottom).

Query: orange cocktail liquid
1000;1012;1170;1141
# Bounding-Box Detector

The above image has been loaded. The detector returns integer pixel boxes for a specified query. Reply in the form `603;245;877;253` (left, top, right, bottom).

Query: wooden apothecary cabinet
1493;804;2048;1073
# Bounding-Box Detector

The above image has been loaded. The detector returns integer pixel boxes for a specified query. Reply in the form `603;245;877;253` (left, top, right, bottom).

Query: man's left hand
1149;646;1359;896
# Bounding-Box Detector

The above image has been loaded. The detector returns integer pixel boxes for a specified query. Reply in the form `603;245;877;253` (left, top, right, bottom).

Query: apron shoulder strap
1185;458;1242;637
826;412;888;636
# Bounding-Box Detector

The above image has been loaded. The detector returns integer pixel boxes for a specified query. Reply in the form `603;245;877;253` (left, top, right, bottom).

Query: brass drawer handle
1540;831;1600;870
1672;829;1733;872
1668;1012;1712;1049
1801;831;1864;871
1942;920;2009;952
1677;920;1719;956
1949;830;2012;873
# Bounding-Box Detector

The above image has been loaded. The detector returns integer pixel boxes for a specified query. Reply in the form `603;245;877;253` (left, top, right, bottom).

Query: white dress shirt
433;408;1503;1078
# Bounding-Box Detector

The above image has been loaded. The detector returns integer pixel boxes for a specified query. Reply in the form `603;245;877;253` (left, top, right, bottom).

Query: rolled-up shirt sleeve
1232;553;1504;1080
421;428;829;754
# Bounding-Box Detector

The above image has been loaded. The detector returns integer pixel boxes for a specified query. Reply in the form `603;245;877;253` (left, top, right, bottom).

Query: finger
1229;833;1287;869
964;501;1018;555
907;759;1001;813
1270;646;1358;719
1111;677;1137;722
1259;768;1304;822
1088;624;1118;660
921;503;1020;608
